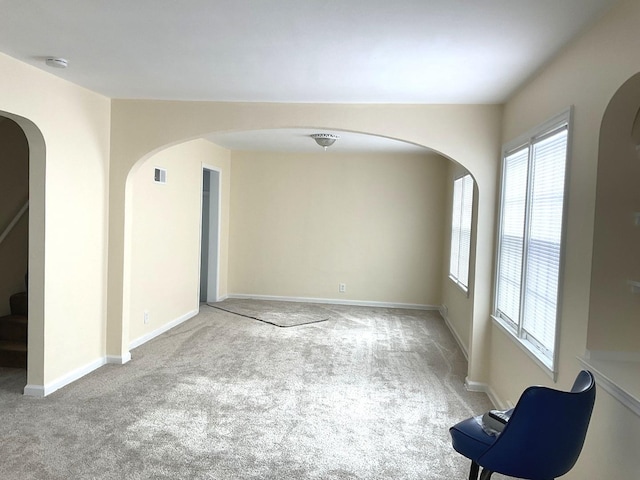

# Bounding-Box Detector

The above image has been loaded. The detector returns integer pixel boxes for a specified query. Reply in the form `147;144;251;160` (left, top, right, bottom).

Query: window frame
492;108;573;380
449;173;473;294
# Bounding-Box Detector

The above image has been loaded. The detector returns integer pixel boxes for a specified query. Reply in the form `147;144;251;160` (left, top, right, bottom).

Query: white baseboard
23;384;45;397
465;377;506;409
23;309;198;397
439;305;469;360
226;293;438;311
106;352;131;365
23;356;107;398
129;308;199;350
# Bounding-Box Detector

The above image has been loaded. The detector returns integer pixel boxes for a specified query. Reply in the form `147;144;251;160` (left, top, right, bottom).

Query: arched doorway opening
0;117;28;373
0;110;46;393
118;129;478;367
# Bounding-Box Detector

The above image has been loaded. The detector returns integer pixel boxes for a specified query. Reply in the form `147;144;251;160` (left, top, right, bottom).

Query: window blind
450;174;473;290
522;128;568;354
496;147;528;325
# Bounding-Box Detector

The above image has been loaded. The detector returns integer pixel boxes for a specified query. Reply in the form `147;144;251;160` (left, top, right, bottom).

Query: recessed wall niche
587;72;640;355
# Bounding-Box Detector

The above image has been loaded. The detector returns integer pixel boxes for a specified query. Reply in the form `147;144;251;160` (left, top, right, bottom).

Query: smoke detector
45;57;68;69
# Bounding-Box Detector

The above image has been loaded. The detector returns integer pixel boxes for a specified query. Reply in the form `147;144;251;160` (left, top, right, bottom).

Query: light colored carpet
207;298;331;327
0;303;499;479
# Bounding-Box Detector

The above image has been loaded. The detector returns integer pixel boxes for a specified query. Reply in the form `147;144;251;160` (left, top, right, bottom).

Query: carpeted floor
0;303;500;479
207;298;331;327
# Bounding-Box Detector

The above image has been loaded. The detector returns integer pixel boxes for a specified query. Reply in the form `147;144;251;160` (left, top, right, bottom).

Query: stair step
0;315;28;342
0;340;27;369
10;292;27;316
0;340;27;352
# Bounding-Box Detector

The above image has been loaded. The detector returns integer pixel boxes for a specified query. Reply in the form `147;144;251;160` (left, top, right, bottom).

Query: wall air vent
154;167;167;184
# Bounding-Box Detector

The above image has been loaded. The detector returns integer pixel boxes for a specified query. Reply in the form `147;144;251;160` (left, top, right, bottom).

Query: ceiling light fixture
45;57;68;69
311;133;339;151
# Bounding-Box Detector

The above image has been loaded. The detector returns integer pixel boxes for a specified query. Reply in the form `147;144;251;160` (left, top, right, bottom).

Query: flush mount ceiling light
311;133;339;151
45;57;68;69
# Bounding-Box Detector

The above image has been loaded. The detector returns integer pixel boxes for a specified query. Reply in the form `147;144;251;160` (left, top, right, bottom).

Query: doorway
200;167;221;303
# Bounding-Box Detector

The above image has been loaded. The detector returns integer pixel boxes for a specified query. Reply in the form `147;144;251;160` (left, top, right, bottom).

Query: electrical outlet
143;310;149;324
339;283;346;293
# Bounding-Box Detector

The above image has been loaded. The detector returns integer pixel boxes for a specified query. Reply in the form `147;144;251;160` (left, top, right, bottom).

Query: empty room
0;1;639;479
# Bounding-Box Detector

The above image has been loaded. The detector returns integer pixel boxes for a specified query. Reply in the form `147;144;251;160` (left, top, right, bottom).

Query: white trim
578;354;640;418
226;293;438;311
129;309;199;350
23;357;107;397
106;352;131;364
199;164;222;303
494;107;573;377
464;377;505;409
503;107;573;155
448;275;470;297
440;305;469;360
23;384;45;397
22;308;197;398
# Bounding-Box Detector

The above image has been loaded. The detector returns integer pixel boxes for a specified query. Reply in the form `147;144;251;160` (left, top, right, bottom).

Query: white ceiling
207;129;428;154
0;0;619;152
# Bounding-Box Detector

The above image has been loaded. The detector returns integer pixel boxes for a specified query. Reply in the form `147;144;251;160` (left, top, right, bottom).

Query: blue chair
449;370;596;480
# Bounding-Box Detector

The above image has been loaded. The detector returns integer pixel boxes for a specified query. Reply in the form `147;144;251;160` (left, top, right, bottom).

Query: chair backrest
478;370;596;480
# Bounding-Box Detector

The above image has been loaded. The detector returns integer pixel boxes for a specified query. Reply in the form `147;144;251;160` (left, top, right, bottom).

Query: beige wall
0;52;111;389
127;139;229;342
229;151;448;305
493;0;640;477
127;139;230;345
0;118;28;316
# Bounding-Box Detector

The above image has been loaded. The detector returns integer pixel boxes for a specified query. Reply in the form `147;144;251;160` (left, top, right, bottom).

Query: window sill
448;275;469;297
491;315;557;381
578;351;640;418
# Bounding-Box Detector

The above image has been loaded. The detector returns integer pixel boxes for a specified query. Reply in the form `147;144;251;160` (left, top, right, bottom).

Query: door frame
199;164;222;303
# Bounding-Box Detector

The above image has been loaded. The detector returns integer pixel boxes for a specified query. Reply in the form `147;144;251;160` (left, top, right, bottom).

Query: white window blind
494;114;569;370
450;174;473;291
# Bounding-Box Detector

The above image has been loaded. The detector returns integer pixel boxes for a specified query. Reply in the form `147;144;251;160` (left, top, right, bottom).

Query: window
449;174;473;292
494;110;570;373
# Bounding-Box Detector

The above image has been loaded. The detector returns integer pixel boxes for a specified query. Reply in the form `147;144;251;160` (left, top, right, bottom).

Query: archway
117;128;481;379
106;102;501;388
0;110;47;392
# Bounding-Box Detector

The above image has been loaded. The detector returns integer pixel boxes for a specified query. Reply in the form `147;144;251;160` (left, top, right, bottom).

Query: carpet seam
206;303;329;328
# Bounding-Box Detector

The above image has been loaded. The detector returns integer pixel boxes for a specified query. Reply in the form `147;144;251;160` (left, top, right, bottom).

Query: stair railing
0;201;28;248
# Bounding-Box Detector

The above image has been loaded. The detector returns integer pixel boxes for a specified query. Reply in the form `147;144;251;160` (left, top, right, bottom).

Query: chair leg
468;461;480;480
479;468;493;480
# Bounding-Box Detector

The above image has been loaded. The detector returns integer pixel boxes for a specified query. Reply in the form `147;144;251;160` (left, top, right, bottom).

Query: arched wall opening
0;110;47;390
107;103;502;385
588;72;640;355
118;127;480;373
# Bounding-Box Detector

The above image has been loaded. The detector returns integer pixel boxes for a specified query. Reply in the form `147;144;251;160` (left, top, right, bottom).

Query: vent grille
154;167;167;184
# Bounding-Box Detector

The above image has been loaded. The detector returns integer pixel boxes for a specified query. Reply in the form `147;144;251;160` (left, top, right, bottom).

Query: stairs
0;287;27;369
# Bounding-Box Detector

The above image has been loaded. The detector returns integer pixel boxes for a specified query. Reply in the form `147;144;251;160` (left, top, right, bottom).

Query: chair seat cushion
449;417;497;461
